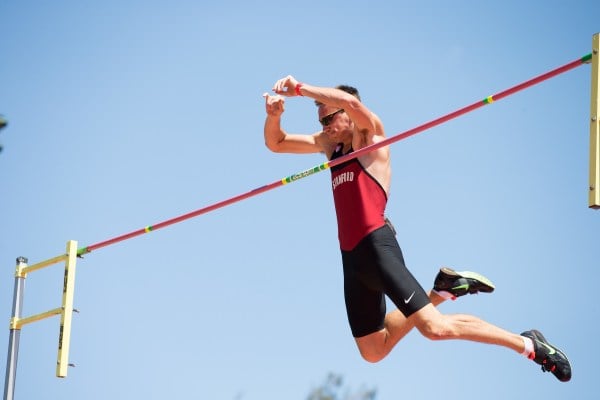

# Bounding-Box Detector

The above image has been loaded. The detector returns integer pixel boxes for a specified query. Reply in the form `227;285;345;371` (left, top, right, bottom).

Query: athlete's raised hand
263;93;285;117
272;75;301;97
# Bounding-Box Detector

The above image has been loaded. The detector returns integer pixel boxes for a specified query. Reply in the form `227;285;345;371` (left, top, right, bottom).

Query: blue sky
1;1;598;399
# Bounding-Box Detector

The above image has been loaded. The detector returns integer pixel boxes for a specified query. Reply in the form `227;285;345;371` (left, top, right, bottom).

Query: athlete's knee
358;347;386;363
355;333;389;363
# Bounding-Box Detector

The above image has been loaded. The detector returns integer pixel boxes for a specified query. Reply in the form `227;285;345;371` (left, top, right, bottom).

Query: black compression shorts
341;224;430;338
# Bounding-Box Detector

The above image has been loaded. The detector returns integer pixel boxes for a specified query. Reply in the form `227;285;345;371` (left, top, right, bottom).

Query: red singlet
330;143;388;251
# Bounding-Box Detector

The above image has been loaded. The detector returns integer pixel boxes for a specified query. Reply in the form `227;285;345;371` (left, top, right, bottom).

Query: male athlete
262;75;571;382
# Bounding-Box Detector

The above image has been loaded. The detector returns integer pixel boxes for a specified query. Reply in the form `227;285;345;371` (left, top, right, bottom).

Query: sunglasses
319;109;344;126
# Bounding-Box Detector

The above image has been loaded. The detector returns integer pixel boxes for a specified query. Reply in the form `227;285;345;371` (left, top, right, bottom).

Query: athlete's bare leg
355;292;524;363
355;291;443;362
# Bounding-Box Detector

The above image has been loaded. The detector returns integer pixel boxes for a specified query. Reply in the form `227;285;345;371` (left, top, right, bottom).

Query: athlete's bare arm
263;93;326;154
271;76;391;193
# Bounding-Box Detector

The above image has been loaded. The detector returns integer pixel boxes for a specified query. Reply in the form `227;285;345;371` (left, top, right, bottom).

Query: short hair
336;85;361;101
315;84;361;106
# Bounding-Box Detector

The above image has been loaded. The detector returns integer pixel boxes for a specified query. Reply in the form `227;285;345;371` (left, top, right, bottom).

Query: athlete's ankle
432;289;455;301
521;336;534;359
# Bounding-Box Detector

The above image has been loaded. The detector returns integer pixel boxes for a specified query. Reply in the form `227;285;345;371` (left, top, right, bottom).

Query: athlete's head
314;85;361;108
315;85;360;141
335;85;361;101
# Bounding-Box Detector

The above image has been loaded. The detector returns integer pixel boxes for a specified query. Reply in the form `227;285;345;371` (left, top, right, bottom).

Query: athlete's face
318;105;350;141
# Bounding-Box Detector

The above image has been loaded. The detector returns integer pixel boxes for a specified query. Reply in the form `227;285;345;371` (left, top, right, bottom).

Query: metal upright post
3;257;28;400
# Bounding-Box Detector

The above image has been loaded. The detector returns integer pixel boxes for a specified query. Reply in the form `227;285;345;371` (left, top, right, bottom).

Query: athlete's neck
336;142;352;154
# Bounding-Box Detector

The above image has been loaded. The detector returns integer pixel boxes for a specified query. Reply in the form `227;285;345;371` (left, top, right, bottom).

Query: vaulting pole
76;53;592;257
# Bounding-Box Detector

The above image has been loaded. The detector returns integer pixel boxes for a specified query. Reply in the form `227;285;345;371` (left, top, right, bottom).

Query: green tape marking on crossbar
281;162;330;184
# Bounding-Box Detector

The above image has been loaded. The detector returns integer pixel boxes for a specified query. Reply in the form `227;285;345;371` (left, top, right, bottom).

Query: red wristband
295;83;304;96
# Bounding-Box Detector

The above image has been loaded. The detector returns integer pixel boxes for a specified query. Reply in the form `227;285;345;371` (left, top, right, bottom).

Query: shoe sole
440;267;495;291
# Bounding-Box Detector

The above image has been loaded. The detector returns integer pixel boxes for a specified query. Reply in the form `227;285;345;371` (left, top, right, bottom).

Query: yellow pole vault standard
4;240;78;396
56;240;78;378
590;33;600;209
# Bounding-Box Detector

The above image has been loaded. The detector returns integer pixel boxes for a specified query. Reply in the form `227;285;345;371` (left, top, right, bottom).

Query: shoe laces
538;350;564;375
528;350;558;373
541;358;557;374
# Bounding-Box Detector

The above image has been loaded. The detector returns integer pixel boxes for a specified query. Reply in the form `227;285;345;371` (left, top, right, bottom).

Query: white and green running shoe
433;267;495;300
